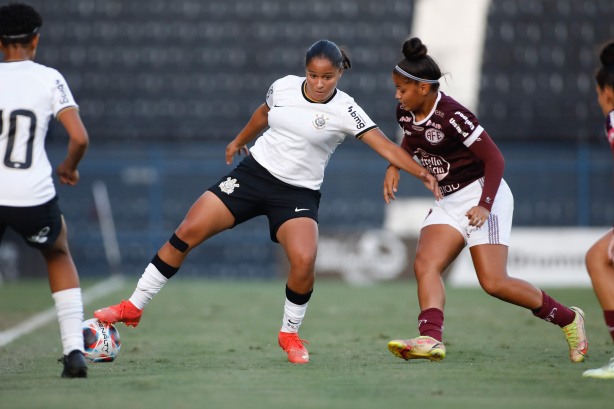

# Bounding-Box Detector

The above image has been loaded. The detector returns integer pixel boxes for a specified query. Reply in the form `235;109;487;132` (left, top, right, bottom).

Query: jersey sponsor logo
434;110;444;117
439;183;460;196
312;114;329;130
219;177;240;195
398;115;412;123
454;111;475;131
426;119;442;130
411;125;424;131
27;226;50;244
425;128;444;144
56;79;69;104
347;106;366;129
416;148;450;181
403;129;412;137
448;117;469;138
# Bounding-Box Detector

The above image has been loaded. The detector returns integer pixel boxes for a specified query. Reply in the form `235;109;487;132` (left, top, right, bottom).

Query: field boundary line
0;275;124;347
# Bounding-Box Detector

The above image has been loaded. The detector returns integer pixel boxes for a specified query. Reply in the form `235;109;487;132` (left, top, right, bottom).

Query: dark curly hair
395;37;441;91
596;41;614;91
0;3;43;46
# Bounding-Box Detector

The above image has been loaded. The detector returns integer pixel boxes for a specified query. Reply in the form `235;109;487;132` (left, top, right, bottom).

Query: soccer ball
82;318;121;362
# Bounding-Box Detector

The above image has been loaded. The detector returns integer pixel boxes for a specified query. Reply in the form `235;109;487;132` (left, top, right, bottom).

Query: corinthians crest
219;177;239;195
312;114;329;130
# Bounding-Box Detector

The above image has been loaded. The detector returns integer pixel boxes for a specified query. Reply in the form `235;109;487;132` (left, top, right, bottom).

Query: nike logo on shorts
295;208;309;212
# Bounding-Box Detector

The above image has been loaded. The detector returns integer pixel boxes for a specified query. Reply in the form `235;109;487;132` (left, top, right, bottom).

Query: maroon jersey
606;110;614;226
397;92;503;209
606;109;614;149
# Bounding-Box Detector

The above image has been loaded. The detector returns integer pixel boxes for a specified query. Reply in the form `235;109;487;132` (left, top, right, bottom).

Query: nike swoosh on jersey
295;208;309;212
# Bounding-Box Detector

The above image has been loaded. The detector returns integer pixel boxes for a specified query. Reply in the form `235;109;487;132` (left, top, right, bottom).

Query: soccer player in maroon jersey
383;37;588;363
582;41;614;379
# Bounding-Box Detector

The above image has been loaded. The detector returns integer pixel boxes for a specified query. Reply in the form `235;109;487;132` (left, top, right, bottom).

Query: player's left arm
361;128;441;201
465;130;504;226
56;107;89;186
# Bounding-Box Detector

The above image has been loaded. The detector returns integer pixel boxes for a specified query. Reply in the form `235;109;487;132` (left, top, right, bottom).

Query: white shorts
422;178;513;247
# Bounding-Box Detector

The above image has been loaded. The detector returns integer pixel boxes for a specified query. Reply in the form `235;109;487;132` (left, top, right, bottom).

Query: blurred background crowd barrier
1;0;613;284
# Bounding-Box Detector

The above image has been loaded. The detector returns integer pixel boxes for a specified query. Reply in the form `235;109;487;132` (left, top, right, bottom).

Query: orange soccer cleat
278;331;310;364
94;300;142;328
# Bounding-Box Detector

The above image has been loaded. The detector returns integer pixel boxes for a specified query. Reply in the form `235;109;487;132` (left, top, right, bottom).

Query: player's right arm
225;103;270;164
56;108;89;186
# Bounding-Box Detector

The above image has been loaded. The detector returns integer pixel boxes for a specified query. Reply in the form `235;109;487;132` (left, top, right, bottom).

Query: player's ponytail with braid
305;40;351;71
596;41;614;91
395;37;441;91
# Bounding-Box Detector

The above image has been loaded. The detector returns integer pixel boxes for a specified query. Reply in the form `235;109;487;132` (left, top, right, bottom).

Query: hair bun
402;37;428;60
600;42;614;68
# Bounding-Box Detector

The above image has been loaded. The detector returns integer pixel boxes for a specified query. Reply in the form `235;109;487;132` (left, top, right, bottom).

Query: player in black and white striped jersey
95;39;442;364
0;2;89;378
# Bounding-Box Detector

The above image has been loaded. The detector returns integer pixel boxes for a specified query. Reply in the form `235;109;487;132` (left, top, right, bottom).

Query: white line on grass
0;275;125;347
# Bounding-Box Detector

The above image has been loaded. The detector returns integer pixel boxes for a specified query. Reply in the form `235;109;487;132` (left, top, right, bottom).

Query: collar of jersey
302;80;337;104
411;91;442;125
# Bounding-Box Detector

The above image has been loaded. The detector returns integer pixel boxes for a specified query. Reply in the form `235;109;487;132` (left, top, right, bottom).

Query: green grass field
1;279;612;409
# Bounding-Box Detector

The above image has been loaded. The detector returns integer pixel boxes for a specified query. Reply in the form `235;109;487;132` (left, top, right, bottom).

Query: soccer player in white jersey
0;3;89;377
95;39;442;364
383;37;587;363
582;41;614;379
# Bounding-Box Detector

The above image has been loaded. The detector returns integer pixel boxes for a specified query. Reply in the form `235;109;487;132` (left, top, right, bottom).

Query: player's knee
479;278;505;298
288;248;317;272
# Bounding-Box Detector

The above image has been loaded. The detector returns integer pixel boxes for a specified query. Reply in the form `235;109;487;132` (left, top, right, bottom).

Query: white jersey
250;75;377;190
0;61;78;206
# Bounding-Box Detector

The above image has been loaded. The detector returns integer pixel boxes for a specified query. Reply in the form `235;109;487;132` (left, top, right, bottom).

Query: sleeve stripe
462;125;484;147
355;125;378;139
56;105;79;119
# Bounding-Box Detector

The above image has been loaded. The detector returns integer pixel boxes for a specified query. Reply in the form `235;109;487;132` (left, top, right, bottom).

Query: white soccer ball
82;318;121;362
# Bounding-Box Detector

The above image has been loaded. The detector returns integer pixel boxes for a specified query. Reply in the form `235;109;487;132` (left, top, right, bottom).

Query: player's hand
383;166;400;204
225;141;249;165
56;162;80;185
421;172;441;201
607;232;614;264
465;205;490;227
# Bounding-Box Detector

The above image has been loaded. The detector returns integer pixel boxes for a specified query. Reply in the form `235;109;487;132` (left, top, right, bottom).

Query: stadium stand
3;0;613;279
478;0;614;141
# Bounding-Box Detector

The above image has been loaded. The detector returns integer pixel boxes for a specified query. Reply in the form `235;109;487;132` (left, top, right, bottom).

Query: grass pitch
0;279;612;409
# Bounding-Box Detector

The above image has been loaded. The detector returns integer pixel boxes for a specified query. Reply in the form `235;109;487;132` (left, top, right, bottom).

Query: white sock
52;287;84;355
128;263;168;310
280;298;308;333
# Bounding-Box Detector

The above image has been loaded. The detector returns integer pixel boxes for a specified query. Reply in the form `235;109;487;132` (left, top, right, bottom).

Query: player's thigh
175;191;235;246
470;244;509;283
415;224;465;275
586;229;613;266
277;217;318;267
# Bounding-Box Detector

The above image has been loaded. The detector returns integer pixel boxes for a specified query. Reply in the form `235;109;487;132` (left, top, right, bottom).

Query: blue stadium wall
2;0;614;278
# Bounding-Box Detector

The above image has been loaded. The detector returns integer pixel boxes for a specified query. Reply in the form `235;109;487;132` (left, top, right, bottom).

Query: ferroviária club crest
219;177;240;195
312;114;329;130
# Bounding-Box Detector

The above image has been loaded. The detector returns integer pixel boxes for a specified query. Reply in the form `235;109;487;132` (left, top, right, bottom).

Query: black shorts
0;196;63;250
208;155;321;243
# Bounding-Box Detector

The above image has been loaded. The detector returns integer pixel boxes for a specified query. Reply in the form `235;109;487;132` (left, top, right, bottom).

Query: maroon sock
418;308;444;342
604;310;614;344
532;291;576;327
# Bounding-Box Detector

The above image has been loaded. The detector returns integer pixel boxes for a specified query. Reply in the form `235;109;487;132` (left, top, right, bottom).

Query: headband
0;26;39;39
395;65;439;84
